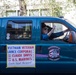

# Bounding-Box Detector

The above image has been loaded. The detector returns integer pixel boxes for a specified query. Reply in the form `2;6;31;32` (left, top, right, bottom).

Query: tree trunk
19;0;27;16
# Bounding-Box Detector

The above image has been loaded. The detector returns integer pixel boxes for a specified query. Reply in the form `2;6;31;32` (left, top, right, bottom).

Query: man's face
23;32;26;38
42;27;48;34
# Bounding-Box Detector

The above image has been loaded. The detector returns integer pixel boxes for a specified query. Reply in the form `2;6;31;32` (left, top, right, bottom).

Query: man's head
23;32;27;38
42;26;49;34
42;23;52;34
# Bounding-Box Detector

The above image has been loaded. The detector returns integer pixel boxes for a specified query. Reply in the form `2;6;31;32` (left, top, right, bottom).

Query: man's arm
49;29;69;39
51;32;64;38
47;26;55;36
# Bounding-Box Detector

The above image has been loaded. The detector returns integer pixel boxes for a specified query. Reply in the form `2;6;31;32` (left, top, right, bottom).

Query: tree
19;0;27;16
43;0;62;17
69;0;76;7
0;0;19;17
50;0;62;17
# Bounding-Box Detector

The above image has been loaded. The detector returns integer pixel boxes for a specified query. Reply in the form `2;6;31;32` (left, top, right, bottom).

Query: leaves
43;0;62;17
0;0;19;17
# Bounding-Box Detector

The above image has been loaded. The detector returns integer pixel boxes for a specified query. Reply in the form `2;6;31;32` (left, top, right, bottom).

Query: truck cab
0;16;76;73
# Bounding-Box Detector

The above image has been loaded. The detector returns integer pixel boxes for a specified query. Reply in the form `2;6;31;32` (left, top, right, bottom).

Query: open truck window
7;20;32;40
41;22;76;43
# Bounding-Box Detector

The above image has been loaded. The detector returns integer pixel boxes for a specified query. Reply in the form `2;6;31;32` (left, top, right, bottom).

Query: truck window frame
6;20;32;40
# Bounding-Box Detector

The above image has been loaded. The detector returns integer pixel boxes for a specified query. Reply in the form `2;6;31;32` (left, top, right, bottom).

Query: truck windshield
65;19;76;28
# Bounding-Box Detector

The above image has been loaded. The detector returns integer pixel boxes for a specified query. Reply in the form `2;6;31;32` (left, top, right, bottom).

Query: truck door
1;18;37;45
0;18;37;73
36;18;76;62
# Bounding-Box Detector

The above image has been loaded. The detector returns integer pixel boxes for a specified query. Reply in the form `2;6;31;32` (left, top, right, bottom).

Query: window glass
7;21;32;40
41;22;68;40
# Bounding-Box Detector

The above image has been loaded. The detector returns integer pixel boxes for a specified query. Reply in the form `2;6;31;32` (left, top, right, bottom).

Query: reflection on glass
7;21;32;40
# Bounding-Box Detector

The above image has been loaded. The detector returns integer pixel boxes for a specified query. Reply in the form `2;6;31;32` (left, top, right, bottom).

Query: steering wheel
63;31;76;43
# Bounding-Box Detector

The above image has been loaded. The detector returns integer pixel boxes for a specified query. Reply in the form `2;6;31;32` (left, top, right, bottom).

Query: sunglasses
44;27;48;30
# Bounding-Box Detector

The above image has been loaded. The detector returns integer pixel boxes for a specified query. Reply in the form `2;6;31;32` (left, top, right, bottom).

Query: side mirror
63;31;76;43
68;31;76;43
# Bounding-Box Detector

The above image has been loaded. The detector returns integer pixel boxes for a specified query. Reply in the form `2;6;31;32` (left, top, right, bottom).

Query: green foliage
68;0;76;6
73;0;76;6
49;0;62;17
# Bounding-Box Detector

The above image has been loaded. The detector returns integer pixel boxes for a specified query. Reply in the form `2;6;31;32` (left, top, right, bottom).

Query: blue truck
0;16;76;73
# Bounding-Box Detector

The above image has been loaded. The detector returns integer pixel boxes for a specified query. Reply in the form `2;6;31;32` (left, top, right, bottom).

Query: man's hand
47;25;56;36
52;25;56;29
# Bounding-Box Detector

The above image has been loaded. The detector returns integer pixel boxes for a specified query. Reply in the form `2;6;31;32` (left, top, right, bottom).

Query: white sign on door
7;45;35;68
